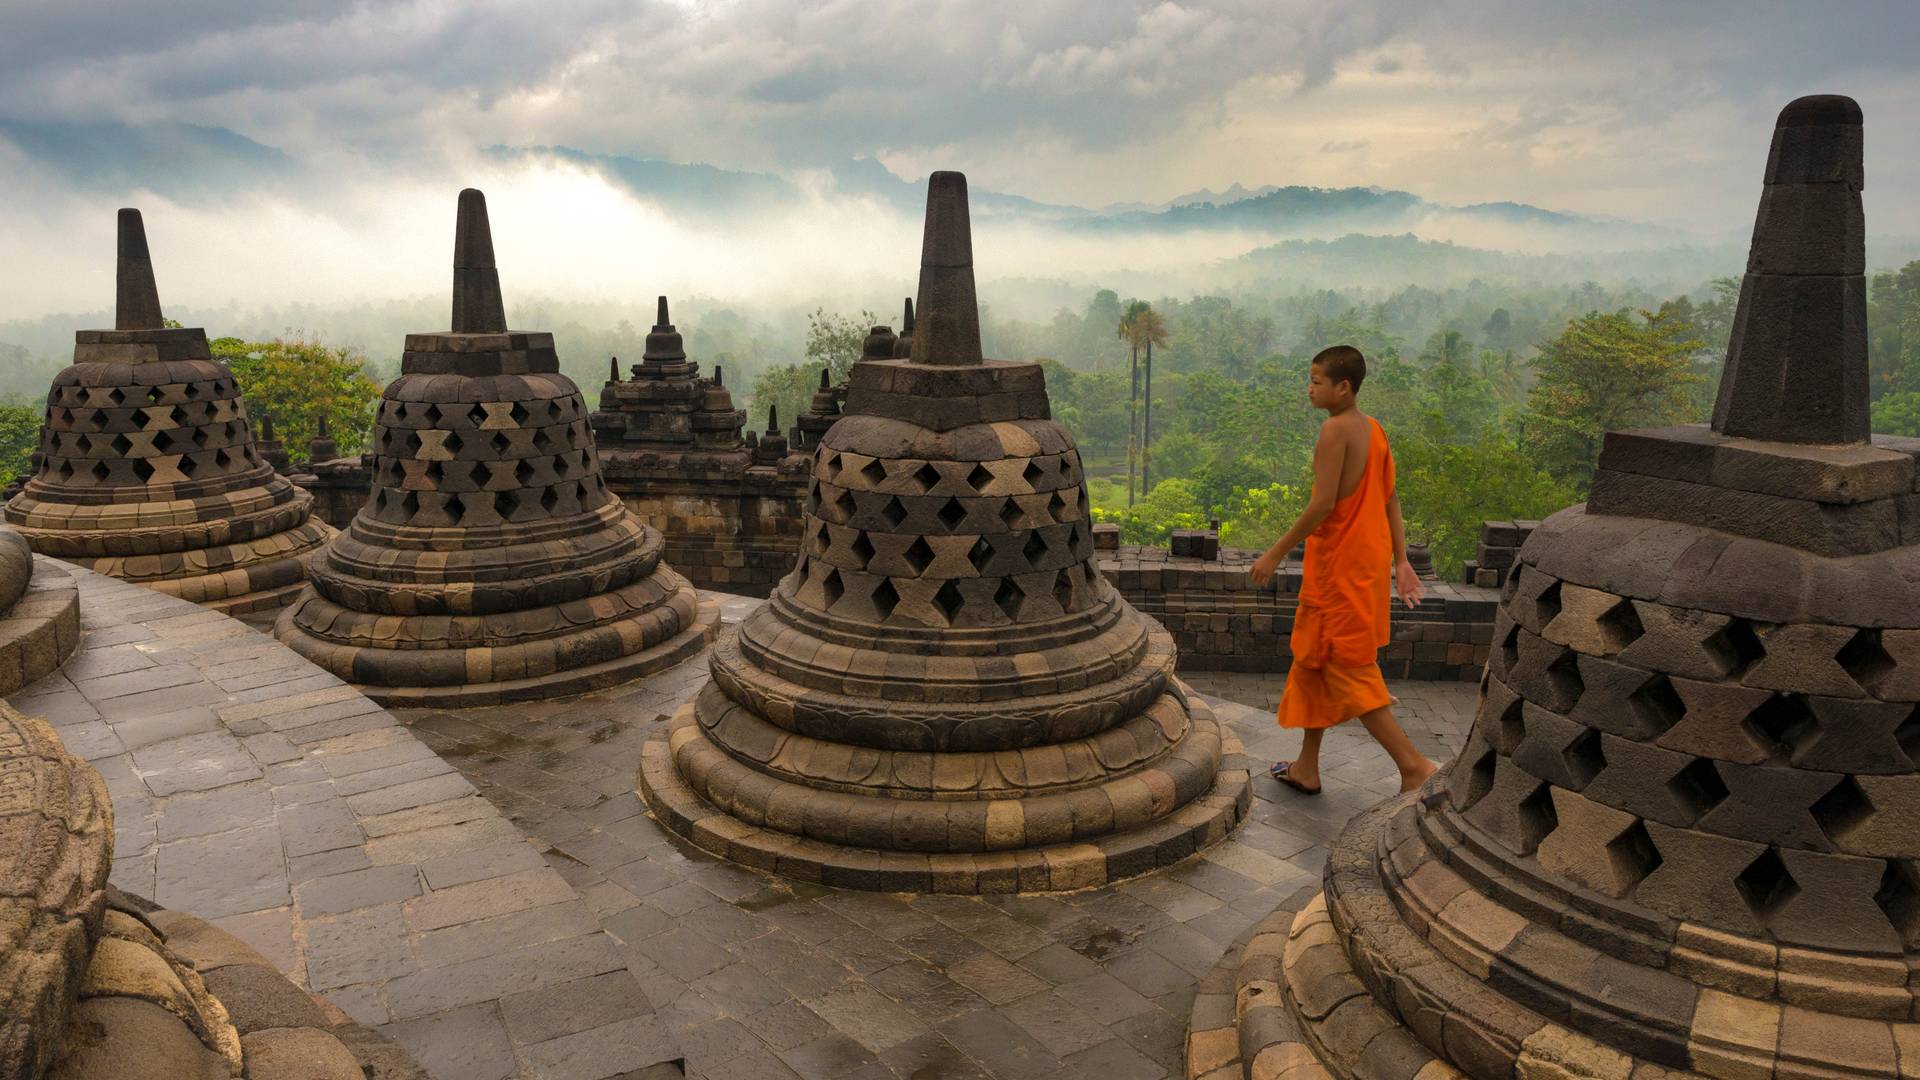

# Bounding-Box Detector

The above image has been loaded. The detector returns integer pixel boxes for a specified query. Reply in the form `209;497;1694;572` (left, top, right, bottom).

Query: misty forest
5;245;1920;579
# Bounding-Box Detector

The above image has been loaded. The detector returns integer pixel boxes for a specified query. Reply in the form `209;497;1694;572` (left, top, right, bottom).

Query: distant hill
1217;232;1741;292
825;157;1091;220
0;119;1677;250
0;119;291;201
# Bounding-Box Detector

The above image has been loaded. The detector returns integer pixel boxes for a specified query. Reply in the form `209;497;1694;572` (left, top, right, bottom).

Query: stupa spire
1711;94;1867;444
450;188;507;334
907;173;982;366
115;209;164;331
643;295;686;364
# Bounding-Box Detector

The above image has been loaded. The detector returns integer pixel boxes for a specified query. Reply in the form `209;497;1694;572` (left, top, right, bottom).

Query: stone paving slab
7;567;684;1080
388;595;1478;1079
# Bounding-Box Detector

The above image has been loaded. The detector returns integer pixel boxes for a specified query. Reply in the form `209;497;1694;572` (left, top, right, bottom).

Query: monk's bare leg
1357;705;1437;792
1286;728;1326;789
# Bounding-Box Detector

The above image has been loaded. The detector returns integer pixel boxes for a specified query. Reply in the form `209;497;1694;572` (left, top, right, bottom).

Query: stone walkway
391;601;1480;1080
7;569;682;1080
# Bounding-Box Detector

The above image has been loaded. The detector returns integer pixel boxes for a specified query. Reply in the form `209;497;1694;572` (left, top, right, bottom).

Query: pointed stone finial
116;208;164;331
714;365;723;386
908;173;983;367
644;295;686;363
820;368;832;389
1711;95;1867;444
451;188;507;334
260;415;275;440
893;297;916;359
308;412;338;462
609;356;621;383
766;405;779;434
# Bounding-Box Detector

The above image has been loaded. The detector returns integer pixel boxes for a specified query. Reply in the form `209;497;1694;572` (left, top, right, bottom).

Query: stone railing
1097;540;1498;679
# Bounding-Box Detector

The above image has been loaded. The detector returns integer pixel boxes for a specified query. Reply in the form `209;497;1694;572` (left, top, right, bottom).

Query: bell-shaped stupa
1245;96;1920;1080
275;190;717;706
5;210;332;613
640;173;1249;893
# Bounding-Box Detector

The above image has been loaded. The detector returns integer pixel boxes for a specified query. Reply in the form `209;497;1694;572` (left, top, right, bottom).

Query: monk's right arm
1386;491;1409;564
1386;490;1425;607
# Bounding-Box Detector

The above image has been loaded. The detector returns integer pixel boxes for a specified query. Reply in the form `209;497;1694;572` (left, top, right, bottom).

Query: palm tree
1125;305;1170;495
1476;348;1526;407
1118;300;1148;505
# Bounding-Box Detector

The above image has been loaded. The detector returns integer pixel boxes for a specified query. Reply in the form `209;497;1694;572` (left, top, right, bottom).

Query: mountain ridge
0;118;1667;245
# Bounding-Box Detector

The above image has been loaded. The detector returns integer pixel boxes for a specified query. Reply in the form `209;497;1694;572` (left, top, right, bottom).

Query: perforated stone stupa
1250;96;1920;1080
274;189;717;706
640;172;1249;894
5;210;333;614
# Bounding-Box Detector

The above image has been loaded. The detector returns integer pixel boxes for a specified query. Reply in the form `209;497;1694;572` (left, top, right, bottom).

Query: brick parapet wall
1099;544;1498;680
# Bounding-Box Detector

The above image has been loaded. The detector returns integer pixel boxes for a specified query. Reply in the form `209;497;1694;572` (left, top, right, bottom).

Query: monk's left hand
1394;557;1425;609
1249;550;1282;587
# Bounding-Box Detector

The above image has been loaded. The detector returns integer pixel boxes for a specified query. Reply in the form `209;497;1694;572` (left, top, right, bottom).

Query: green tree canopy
1520;308;1703;489
1870;261;1920;395
211;336;382;463
747;308;875;433
0;404;40;488
1872;390;1920;437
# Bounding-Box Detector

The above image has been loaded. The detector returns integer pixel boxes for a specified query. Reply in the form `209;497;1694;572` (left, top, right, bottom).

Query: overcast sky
2;1;1917;318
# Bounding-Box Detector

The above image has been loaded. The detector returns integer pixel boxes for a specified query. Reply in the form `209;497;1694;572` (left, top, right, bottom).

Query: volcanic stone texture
1713;95;1869;445
275;191;717;706
0;532;80;697
5;211;332;615
0;698;424;1080
641;172;1248;893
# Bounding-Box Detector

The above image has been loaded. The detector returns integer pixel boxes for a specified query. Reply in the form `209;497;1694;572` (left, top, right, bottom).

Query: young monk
1249;345;1437;795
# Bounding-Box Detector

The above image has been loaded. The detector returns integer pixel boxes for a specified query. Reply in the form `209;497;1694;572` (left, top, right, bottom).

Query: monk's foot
1398;758;1438;794
1271;760;1322;795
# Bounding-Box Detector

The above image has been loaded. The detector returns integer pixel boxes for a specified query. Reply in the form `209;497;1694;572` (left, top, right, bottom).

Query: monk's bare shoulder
1326;411;1369;451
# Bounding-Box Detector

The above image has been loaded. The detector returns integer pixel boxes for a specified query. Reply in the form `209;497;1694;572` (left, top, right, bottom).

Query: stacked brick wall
1099;544;1497;679
1462;519;1537;588
300;452;810;598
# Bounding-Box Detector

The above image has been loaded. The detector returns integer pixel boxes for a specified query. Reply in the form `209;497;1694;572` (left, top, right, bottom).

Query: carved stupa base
1257;789;1920;1080
53;516;336;615
0;533;81;695
639;659;1250;895
277;584;719;708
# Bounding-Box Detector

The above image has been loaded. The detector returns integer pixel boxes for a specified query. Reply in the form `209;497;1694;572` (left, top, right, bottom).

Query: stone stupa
5;210;333;614
640;172;1249;894
1244;96;1920;1080
274;190;717;706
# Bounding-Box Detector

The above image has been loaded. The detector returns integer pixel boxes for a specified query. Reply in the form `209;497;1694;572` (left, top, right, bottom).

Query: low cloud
1;0;1918;327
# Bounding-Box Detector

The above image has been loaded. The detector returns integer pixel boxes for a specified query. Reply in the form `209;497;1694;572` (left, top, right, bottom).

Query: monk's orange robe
1279;416;1396;729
